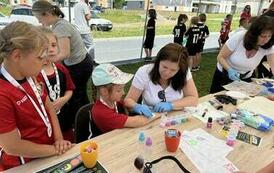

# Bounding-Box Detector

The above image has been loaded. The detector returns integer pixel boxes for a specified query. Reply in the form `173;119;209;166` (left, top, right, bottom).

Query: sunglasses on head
158;90;166;102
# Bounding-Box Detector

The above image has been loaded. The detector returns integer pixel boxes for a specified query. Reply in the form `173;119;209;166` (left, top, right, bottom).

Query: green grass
93;10;240;38
0;5;11;15
191;52;217;96
99;9;144;23
0;6;241;38
87;52;218;100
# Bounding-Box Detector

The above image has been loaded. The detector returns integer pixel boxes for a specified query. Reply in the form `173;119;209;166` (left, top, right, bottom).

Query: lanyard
1;65;52;137
41;63;60;101
99;97;118;113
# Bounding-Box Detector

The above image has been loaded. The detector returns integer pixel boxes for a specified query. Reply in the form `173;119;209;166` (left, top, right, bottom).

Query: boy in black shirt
196;13;210;71
173;14;188;45
185;16;200;70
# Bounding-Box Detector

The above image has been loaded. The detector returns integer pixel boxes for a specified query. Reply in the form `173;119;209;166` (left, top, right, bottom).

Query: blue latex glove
259;87;270;96
153;102;173;113
262;82;273;88
227;68;240;81
133;104;153;118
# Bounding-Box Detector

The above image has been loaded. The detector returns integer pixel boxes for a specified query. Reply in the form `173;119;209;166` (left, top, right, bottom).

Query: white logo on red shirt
16;95;28;105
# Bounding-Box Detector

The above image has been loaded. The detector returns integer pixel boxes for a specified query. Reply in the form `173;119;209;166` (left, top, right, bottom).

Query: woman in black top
144;9;156;62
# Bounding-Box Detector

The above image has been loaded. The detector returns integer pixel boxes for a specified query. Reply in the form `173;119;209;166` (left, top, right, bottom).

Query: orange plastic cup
165;129;181;152
80;141;98;168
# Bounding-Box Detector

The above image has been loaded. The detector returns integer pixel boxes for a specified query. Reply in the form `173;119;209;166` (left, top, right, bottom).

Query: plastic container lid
145;137;152;147
138;132;145;142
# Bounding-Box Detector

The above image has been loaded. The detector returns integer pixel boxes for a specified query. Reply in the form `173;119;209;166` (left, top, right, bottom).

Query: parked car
89;10;112;31
9;4;40;26
0;12;11;30
92;6;105;13
61;7;112;31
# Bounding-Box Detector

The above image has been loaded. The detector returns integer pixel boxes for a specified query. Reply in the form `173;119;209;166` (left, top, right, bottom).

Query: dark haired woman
125;43;198;117
32;1;93;129
210;15;274;93
143;9;157;62
240;5;251;21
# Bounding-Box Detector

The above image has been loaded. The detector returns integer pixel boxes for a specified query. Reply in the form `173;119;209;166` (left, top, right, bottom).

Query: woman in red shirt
240;5;251;21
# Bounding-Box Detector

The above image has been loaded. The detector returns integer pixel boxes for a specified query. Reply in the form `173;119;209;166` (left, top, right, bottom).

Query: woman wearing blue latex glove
210;16;274;93
153;102;173;112
227;68;240;81
133;104;153;118
124;43;199;113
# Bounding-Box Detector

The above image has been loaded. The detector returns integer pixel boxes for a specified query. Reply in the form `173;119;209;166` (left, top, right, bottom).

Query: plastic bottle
207;117;213;128
144;137;153;162
138;132;145;157
159;113;189;128
159;113;167;127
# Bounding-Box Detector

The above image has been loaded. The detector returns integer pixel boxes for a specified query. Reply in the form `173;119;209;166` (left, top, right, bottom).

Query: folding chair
74;103;101;143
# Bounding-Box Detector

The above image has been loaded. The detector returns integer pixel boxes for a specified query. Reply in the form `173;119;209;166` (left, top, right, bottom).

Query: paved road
94;32;219;64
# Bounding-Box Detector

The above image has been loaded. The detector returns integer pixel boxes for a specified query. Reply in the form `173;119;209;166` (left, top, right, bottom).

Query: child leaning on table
0;22;72;171
91;64;160;133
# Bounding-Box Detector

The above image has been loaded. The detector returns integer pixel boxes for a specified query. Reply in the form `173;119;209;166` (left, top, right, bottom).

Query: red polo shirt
0;76;54;171
91;100;128;133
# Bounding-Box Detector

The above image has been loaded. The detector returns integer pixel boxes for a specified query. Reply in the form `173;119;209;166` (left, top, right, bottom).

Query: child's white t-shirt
217;30;274;78
132;64;192;107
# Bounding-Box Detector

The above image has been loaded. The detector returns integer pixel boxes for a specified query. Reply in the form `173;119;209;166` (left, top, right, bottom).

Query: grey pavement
94;32;219;64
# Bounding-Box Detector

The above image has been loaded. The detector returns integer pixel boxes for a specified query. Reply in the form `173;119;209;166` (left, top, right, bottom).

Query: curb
113;47;219;66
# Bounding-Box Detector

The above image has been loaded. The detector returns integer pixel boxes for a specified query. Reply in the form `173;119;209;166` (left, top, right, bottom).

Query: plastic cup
80;141;98;168
164;129;181;152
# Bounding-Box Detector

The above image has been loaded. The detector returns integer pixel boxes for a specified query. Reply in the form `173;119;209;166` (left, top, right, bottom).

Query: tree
0;0;8;4
113;0;125;9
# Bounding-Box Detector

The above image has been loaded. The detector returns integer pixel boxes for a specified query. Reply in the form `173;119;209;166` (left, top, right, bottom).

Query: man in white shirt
74;0;95;62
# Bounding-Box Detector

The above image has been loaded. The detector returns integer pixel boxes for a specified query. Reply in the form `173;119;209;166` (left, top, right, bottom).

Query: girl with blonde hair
0;22;72;171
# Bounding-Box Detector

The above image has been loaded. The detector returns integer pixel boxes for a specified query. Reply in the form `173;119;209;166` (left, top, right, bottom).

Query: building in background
125;0;144;10
125;0;271;14
95;0;112;8
191;0;232;13
144;0;189;11
6;0;272;13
